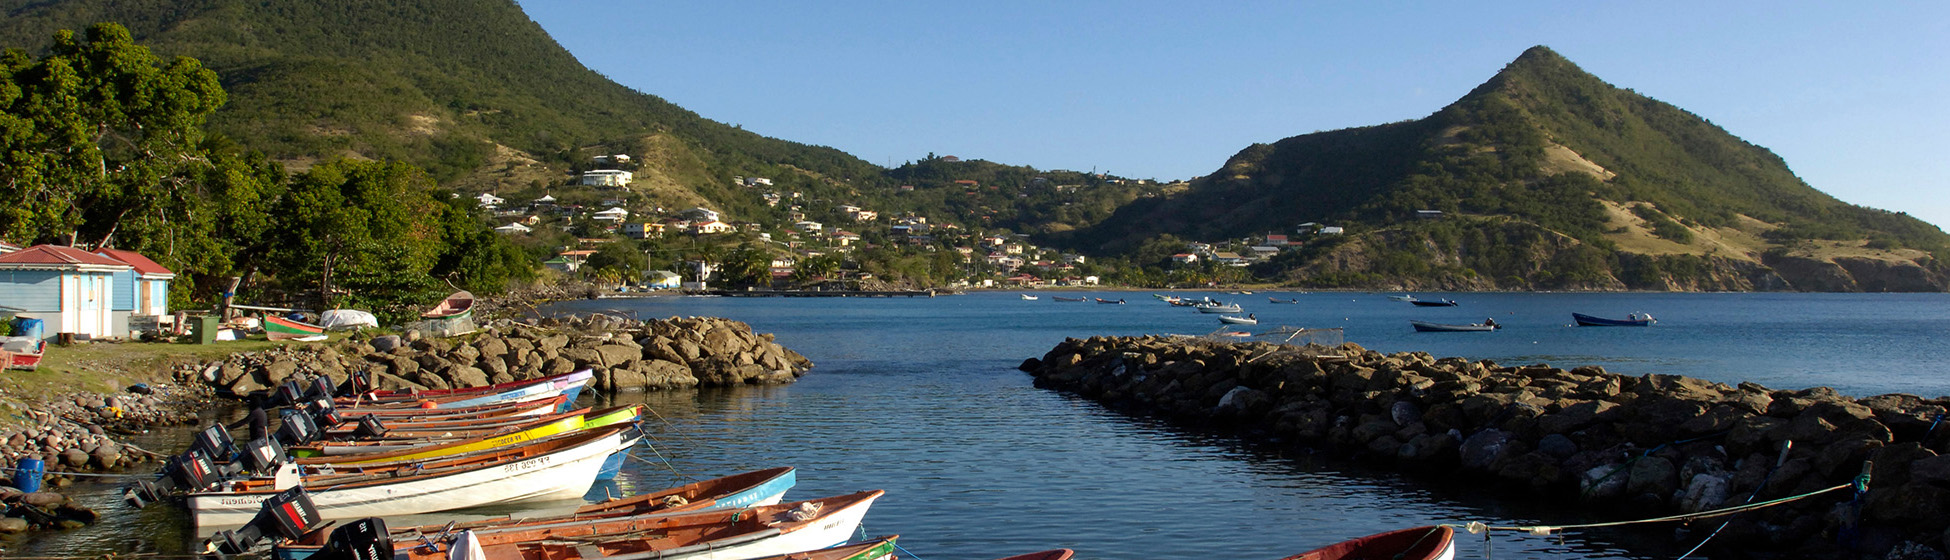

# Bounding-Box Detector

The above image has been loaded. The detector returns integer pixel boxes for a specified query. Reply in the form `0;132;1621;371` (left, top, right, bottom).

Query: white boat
1020;294;1038;300
186;425;637;529
1387;294;1418;302
1196;303;1243;314
1217;315;1258;325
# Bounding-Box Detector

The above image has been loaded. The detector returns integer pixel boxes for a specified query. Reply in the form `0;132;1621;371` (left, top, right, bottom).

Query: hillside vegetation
1065;46;1948;291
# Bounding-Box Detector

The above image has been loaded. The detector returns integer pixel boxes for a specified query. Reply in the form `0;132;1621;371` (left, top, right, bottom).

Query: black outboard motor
189;424;238;463
238;437;290;475
204;486;324;558
276;409;320;446
124;448;221;507
350;414;387;440
310;397;344;428
305;376;339;402
275;379;307;408
311;517;393;560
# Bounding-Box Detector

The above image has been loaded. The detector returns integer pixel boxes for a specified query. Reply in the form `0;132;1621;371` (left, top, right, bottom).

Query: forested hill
0;0;884;191
1059;46;1948;291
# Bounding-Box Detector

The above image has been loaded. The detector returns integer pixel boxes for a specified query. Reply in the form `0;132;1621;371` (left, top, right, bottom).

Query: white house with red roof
95;248;176;329
0;245;136;340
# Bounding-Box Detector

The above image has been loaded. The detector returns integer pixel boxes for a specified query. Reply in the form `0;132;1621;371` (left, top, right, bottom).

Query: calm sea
12;292;1947;559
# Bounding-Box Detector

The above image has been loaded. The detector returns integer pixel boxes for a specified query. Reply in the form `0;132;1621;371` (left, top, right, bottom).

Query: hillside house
1171;253;1200;265
532;194;558;207
578;169;634;187
793;220;824;233
1318;226;1345;235
644;270;681;289
622;222;665;239
495;222;532;234
692;220;733;235
95;248;175;334
1263;234;1289;246
1416;210;1444;220
475;193;504;208
832;230;861;246
1213;252;1251;267
1249;246;1280;259
682;207;721;222
592;207;630;222
741;177;773;187
0;245;134;340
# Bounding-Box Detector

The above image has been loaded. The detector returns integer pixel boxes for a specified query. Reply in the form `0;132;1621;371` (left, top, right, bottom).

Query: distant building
475;192;504;208
1318;226;1345;235
1263;234;1289;246
1416;210;1444;220
682;207;721;222
494;223;531;234
644;270;681;289
591;207;630;222
1170;253;1199;264
622;222;665;239
692;220;733;235
793;220;824;233
579;169;634;187
742;177;773;187
0;245;135;340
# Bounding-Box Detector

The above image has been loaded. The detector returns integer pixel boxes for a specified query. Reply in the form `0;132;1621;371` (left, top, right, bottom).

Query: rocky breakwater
188;314;813;395
0;384;203;535
1022;336;1950;559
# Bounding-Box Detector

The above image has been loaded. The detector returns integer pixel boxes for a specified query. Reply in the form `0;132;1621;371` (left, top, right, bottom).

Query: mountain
1060;46;1949;291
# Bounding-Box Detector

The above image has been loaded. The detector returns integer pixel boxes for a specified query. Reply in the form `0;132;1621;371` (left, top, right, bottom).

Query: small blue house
95;248;176;335
0;245;132;340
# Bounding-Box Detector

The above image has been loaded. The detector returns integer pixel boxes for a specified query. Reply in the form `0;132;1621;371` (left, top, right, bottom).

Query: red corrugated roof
95;248;173;276
0;245;132;269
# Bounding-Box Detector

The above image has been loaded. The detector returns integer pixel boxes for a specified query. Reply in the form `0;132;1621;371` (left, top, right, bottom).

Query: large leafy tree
270;160;443;314
0;22;225;246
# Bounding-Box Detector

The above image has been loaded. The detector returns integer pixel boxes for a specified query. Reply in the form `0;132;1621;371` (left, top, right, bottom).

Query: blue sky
516;1;1949;229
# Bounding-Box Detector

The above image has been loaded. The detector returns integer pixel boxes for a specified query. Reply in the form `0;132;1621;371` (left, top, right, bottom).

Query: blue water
12;292;1945;559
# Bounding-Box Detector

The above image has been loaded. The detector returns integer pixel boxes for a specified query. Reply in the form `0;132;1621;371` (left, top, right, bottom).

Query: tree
717;244;771;287
0;23;226;246
270;160;442;313
791;254;839;284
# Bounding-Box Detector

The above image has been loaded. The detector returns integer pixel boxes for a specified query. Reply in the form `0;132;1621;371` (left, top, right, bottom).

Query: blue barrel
13;458;43;492
10;317;43;341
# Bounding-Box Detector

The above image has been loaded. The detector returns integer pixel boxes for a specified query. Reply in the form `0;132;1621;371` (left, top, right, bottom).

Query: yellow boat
295;405;643;467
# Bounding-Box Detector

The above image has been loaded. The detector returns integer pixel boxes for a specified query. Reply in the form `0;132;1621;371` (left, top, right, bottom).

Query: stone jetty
184;314;813;395
1022;336;1950;559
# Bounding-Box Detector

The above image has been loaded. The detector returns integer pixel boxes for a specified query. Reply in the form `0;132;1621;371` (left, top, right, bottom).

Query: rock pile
1024;336;1950;559
0;489;98;533
185;314;814;395
0;385;196;476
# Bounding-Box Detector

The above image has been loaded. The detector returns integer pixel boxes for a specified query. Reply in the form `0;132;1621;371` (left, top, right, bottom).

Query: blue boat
1572;312;1655;327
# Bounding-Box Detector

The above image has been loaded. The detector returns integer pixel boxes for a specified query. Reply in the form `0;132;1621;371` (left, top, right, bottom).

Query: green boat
264;316;326;340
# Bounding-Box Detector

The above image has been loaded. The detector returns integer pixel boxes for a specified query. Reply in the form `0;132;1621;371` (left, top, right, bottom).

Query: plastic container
13;458;44;492
10;317;43;341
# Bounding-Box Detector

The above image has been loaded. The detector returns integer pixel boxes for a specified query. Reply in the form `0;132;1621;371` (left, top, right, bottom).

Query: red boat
1279;526;1455;560
1;337;42;371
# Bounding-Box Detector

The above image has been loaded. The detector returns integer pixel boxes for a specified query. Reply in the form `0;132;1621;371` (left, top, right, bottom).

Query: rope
1462;479;1855;536
1676;441;1792;559
1927;413;1944;438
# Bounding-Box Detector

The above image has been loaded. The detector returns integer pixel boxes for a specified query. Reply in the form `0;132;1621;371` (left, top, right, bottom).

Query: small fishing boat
323;396;566;426
1572;312;1655;326
1278;525;1455;560
340;369;592;408
995;550;1075;560
1051;296;1086;302
1410;299;1458;307
1095;298;1125;304
263;316;327;341
185;425;639;529
1409;320;1498;332
350;369;591;402
267;467;799;560
1020;294;1038;300
422;291;476;320
1387;294;1418;302
0;337;43;371
293;405;640;461
1218;315;1258;325
1196;303;1243;314
1268;297;1299;304
360;490;886;560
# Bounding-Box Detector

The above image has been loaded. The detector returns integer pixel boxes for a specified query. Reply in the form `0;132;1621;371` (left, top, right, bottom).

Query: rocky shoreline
0;383;208;535
188;314;812;397
1021;336;1950;559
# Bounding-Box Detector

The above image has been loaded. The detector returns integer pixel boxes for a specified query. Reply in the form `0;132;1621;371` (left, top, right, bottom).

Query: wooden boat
356;370;592;401
0;337;43;371
1019;294;1038;300
187;424;639;528
324;395;565;426
1409;320;1497;332
270;467;800;560
340;370;592;408
319;399;569;437
378;490;886;560
1095;298;1125;304
1217;315;1258;325
1268;297;1298;304
1572;312;1656;327
995;550;1075;560
1051;296;1086;302
1410;299;1458;307
422;291;476;320
1278;525;1455;560
264;316;327;340
294;405;639;461
1196;303;1242;314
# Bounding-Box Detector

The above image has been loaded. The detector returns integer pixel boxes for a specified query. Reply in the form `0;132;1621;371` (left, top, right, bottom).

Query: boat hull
1280;526;1454;560
188;430;632;529
264;316;326;340
1572;312;1654;327
1217;316;1258;325
1196;305;1242;314
1410;321;1494;332
650;492;881;560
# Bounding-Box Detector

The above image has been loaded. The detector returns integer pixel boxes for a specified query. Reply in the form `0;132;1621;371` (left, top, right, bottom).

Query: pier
706;289;938;297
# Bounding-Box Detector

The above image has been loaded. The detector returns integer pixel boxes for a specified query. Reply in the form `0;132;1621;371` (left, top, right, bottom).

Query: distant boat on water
1387;294;1418;302
1269;297;1298;304
1051;296;1086;302
1410;320;1497;332
1020;294;1038;300
1218;315;1258;325
1572;312;1655;326
1410;299;1458;307
1095;298;1126;304
1196;303;1243;314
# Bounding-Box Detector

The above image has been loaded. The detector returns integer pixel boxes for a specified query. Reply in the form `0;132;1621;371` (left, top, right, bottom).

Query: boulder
0;517;28;533
19;491;66;507
1459;429;1515;471
596;345;641;368
1625;455;1678;498
60;448;90;468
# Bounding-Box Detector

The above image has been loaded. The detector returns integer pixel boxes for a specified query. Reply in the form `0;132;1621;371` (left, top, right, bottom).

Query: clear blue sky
516;1;1949;230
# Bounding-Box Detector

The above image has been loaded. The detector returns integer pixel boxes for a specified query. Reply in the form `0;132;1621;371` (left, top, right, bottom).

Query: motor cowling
190;424;237;462
205;486;323;557
239;437;289;474
275;379;306;407
277;409;320;446
351;414;387;440
312;517;393;560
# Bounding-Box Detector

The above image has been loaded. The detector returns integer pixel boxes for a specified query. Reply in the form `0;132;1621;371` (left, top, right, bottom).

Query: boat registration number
503;456;552;473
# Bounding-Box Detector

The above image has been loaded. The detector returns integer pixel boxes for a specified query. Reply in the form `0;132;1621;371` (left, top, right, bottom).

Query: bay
11;291;1944;559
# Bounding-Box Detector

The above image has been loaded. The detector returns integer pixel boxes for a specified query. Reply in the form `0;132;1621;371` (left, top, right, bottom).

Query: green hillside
1063;46;1948;291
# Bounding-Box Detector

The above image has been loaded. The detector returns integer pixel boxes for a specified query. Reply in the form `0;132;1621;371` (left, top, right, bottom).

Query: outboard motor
275;379;307;408
203;486;324;558
189;424;238;463
305;376;339;402
311;517;393;560
350;414;387;440
310;398;344;428
124;448;221;507
276;409;320;446
239;437;290;475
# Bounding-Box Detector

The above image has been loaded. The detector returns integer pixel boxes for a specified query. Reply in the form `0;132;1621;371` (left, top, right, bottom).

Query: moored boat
422;291;476;320
1196;303;1243;314
1387;294;1418;302
293;404;640;462
1051;296;1086;302
994;550;1075;560
1020;294;1038;300
1409;320;1497;332
186;424;639;529
263;316;327;340
1278;525;1455;560
1218;315;1258;325
1572;312;1655;326
1;337;43;371
353;369;591;401
1410;299;1458;307
1095;298;1125;304
1269;297;1299;304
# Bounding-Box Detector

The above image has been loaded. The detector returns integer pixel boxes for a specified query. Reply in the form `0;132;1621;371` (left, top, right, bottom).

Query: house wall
0;270;62;313
110;270;137;311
